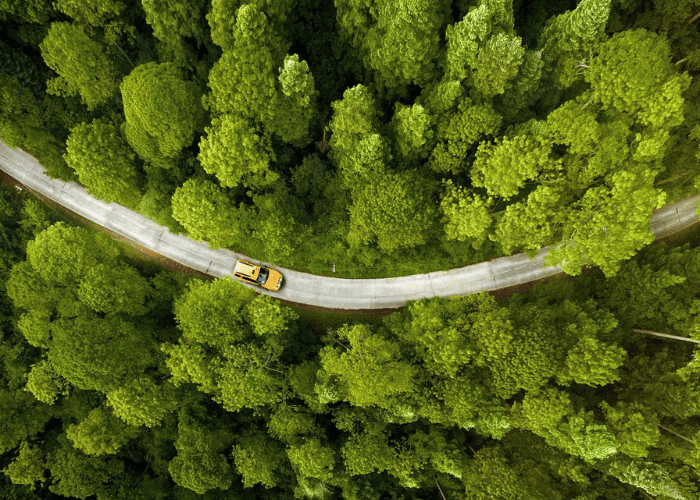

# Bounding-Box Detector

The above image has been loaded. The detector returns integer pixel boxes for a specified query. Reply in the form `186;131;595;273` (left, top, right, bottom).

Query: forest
1;0;700;277
1;0;700;498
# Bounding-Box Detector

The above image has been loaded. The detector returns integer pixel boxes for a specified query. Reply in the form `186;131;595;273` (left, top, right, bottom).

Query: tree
540;0;612;89
444;0;524;97
173;277;255;349
547;168;666;276
106;376;179;427
26;223;118;287
347;170;437;252
287;438;336;482
587;29;691;130
275;54;319;145
328;84;383;183
64;119;142;208
168;409;233;494
3;441;46;487
492;184;568;255
207;0;293;51
198;115;277;189
231;431;288;488
40;22;121;109
319;324;418;408
388;102;433;166
440;180;493;248
121;62;205;167
47;441;125;499
428;98;502;175
141;0;208;47
171;178;252;248
205;1;288;120
335;0;451;93
53;0;127;29
215;344;288;412
77;262;151;315
558;336;626;387
471;134;560;199
0;389;51;455
66;407;139;456
25;360;70;405
600;402;660;458
48;315;153;392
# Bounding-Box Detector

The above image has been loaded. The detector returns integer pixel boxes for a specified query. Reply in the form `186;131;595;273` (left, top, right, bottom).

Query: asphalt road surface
2;140;698;310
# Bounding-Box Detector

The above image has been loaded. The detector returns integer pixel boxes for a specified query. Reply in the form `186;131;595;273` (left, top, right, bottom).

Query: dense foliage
1;182;700;499
1;0;699;277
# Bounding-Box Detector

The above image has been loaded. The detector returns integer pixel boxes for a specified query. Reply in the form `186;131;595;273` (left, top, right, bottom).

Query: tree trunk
633;329;699;344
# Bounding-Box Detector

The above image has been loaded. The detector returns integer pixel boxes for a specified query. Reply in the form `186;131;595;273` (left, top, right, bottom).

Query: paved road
1;140;699;310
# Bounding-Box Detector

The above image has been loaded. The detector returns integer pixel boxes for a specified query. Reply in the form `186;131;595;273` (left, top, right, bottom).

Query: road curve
1;140;699;310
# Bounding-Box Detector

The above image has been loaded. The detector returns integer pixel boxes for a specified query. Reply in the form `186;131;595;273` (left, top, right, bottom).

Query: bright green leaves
559;337;626;387
445;1;523;98
473;32;525;98
121;62;205;168
440;180;493;247
547;168;666;276
276;54;319;145
347;170;437;252
40;22;121;109
336;0;450;93
541;0;612;89
472;134;560;199
198;115;276;189
601;402;660;458
319;324;417;407
66;407;138;456
162;277;294;413
168;409;233;494
3;441;47;487
25;360;70;405
26;222;117;287
77;263;151;315
216;344;288;412
174;278;254;348
48;316;153;392
429;98;502;175
388;102;433;165
512;386;573;434
328;84;383;181
105;376;178;427
64;120;142;208
171;178;251;248
588;29;691;129
231;432;288;488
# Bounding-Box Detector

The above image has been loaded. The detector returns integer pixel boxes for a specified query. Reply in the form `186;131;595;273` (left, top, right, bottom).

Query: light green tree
121;62;205;168
558;336;626;387
25;360;70;405
540;0;612;88
66;407;139;456
600;402;660;458
198;114;277;189
428;98;502;175
319;324;418;407
471;134;560;199
275;54;319;145
106;376;179;427
388;102;434;166
64;120;142;208
347;170;437;252
40;22;121;109
336;0;450;93
231;431;288;488
3;441;46;487
440;180;493;248
171;178;252;248
77;262;151;316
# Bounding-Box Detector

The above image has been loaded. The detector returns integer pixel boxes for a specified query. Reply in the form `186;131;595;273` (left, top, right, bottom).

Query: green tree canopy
121;62;206;167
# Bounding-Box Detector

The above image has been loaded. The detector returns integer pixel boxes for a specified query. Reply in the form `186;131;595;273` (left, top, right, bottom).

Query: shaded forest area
1;176;700;499
2;0;700;277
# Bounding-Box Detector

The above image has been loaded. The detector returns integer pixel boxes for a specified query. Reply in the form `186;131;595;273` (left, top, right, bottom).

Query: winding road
1;140;698;310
